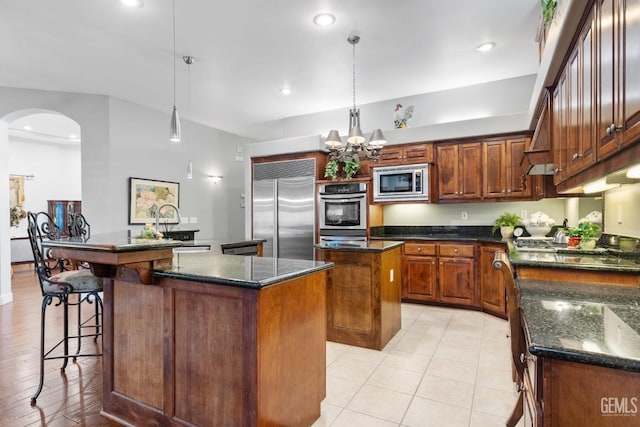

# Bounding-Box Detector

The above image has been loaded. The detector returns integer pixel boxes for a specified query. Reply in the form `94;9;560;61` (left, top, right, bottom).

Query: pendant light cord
352;37;357;111
172;0;176;107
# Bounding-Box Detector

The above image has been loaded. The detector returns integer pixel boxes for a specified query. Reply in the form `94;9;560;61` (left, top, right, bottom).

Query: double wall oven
318;182;368;246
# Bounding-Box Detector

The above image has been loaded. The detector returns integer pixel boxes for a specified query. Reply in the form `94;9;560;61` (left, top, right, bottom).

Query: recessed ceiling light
313;13;336;26
121;0;144;8
280;88;292;95
23;125;32;131
69;134;78;139
475;42;496;52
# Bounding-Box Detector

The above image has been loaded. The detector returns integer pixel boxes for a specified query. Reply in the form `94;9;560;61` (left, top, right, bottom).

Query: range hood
522;91;554;175
522;149;554;175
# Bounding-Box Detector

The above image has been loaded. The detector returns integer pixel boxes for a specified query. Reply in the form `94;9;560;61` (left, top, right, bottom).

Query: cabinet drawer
438;244;474;257
404;243;437;256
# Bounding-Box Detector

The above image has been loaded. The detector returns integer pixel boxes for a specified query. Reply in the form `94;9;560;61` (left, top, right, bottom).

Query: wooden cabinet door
438;257;475;305
577;13;597;172
479;245;506;317
403;256;437;302
404;143;432;163
459;143;482;199
566;48;580;176
597;0;621;159
483;140;507;198
377;146;405;163
507;138;532;198
377;143;432;165
436;144;460;200
621;0;640;147
324;250;375;335
553;72;569;184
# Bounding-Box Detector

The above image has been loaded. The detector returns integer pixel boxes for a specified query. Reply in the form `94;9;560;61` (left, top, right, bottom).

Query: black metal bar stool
26;211;103;406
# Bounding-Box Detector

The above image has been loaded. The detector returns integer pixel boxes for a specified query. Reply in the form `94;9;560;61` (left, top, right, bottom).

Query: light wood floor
0;265;118;426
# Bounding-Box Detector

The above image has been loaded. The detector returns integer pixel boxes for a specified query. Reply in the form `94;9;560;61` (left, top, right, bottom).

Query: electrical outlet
520;210;527;219
190;217;198;224
461;211;468;220
617;205;623;224
181;217;189;224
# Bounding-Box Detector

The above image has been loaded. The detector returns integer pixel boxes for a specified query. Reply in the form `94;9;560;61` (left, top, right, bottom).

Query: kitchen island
516;278;640;426
46;232;332;427
315;240;404;350
498;245;640;426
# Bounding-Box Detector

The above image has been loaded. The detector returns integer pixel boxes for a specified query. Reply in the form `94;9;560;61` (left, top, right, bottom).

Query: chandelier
325;35;386;162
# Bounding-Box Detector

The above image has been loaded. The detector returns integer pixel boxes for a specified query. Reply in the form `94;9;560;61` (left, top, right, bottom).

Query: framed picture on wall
128;177;180;225
9;177;25;208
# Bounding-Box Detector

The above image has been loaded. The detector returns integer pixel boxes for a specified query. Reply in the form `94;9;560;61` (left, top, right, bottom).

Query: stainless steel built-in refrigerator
252;159;315;260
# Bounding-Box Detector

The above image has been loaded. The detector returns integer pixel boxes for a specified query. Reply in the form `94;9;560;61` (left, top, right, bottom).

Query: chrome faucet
155;203;181;233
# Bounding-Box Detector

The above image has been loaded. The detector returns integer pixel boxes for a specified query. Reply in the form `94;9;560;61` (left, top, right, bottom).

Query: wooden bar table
46;232;332;427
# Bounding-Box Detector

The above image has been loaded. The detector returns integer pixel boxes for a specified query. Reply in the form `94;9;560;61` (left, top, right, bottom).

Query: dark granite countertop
370;225;506;244
371;234;505;244
518;279;640;372
43;231;183;252
510;249;640;273
154;252;333;289
315;240;405;252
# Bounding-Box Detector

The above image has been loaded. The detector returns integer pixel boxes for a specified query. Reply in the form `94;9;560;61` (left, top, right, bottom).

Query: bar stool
67;211;91;240
26;211;103;406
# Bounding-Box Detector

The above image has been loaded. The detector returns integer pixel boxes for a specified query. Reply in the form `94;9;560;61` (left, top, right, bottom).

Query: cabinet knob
520;353;533;363
453;248;458;253
417;247;422;252
606;123;623;135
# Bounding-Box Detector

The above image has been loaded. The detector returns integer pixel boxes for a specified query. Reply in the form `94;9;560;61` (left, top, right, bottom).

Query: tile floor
312;303;520;427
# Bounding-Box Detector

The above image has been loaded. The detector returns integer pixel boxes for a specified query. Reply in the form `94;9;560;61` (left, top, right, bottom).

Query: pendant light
325;34;386;162
169;0;181;143
183;55;194;178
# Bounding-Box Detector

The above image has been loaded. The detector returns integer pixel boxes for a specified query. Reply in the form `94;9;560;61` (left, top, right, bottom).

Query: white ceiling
1;0;541;139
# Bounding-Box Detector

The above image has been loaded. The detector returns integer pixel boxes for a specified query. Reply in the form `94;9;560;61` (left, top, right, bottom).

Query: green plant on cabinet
541;0;557;24
324;159;362;180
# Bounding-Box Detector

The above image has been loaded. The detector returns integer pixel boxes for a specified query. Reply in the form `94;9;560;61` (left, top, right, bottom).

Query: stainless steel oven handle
319;194;366;200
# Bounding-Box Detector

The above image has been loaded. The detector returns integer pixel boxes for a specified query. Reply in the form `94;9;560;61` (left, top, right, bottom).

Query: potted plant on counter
567;221;601;250
492;212;522;238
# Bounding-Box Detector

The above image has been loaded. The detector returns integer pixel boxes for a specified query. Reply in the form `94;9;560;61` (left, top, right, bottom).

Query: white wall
105;97;250;240
604;184;640;238
0;86;251;305
382;199;567;228
8;137;82;237
0;121;10;303
243;75;536;142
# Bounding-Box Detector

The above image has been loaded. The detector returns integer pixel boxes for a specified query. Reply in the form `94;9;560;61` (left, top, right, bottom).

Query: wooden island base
101;271;327;427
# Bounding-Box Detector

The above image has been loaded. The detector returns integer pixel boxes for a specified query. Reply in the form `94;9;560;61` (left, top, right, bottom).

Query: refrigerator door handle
272;181;278;258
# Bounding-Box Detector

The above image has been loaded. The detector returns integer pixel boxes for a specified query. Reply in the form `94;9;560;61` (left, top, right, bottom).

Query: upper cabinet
376;142;434;166
549;0;640;191
598;0;640;157
553;10;597;185
436;142;482;201
483;137;532;199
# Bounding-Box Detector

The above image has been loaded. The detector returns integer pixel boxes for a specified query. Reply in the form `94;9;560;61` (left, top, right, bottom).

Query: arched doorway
1;109;81;305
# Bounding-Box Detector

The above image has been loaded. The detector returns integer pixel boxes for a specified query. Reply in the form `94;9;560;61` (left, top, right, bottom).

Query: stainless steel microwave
373;164;429;202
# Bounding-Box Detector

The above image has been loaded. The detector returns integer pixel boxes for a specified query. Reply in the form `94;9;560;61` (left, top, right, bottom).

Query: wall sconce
208;175;223;184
